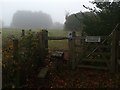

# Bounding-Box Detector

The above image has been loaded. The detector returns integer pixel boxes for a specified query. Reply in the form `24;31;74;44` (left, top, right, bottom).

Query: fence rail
48;36;68;40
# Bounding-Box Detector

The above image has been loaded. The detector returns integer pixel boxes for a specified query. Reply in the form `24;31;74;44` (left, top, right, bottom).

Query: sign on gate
85;36;101;42
68;32;73;39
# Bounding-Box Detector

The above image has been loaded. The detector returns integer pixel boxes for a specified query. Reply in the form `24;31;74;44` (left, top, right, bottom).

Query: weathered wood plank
48;36;68;40
77;65;108;70
81;59;109;63
38;67;48;78
75;50;110;55
85;52;111;56
51;51;64;59
68;32;76;70
75;44;111;48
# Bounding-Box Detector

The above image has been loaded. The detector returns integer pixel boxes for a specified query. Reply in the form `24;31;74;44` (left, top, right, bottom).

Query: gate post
39;31;45;61
111;30;118;73
42;29;48;54
42;29;48;49
68;31;76;70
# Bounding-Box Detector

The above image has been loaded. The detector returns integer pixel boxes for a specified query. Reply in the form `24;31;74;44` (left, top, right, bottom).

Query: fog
0;0;94;27
11;10;53;29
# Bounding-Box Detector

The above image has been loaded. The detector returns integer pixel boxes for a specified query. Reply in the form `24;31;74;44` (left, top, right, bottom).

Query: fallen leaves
47;67;119;88
2;42;120;88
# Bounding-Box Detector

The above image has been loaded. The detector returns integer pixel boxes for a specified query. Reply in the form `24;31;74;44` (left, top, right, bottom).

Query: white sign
68;32;73;39
85;36;101;42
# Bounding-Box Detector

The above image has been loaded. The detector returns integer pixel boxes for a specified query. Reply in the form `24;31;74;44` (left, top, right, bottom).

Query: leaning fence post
68;31;76;70
13;39;20;87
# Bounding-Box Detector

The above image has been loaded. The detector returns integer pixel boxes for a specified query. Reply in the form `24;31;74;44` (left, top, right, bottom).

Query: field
2;28;70;50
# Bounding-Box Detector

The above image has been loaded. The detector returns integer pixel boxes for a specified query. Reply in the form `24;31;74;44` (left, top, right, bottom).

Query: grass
48;40;68;50
48;29;68;37
48;29;69;50
2;28;72;50
2;28;81;50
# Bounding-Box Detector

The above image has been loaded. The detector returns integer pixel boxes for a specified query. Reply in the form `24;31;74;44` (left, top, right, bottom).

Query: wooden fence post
13;39;20;87
39;31;45;61
42;30;48;54
44;30;48;48
42;30;46;60
68;31;76;70
21;29;25;37
111;30;118;73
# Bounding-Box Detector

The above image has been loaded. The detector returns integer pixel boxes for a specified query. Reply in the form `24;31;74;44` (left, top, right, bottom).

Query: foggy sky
0;0;94;27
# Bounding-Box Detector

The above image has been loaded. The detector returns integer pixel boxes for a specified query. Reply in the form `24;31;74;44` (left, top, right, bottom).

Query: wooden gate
69;24;120;73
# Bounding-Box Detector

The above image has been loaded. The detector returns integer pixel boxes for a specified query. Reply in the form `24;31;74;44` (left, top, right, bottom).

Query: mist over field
1;0;93;29
10;10;53;29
